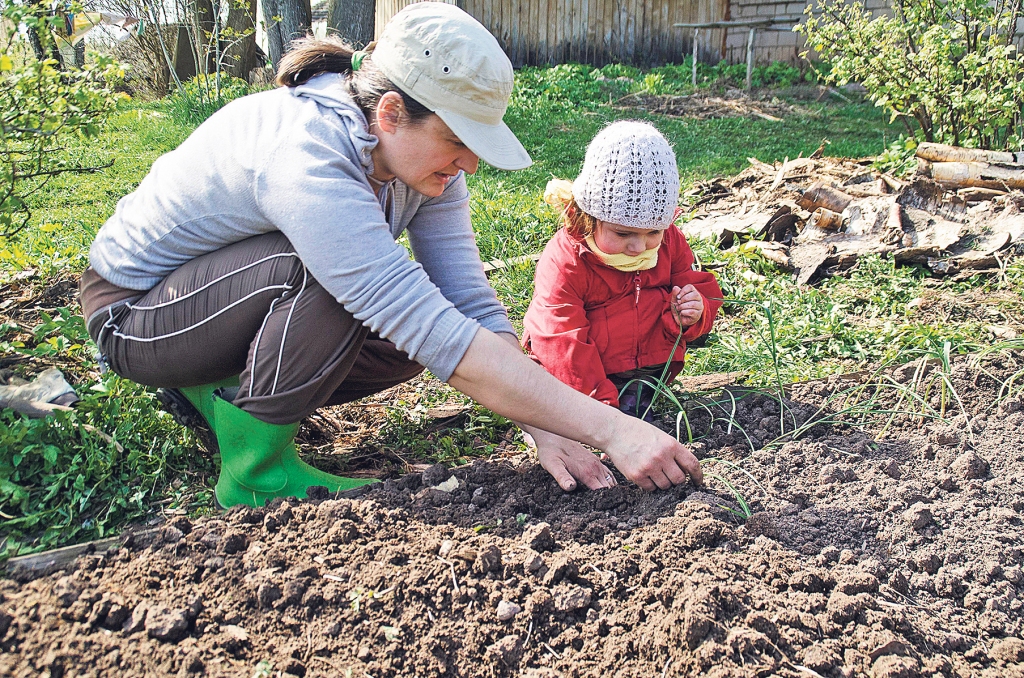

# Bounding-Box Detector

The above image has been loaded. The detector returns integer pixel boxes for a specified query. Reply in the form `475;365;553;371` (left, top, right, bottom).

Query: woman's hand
601;416;703;491
449;329;703;492
670;284;704;328
524;428;617;491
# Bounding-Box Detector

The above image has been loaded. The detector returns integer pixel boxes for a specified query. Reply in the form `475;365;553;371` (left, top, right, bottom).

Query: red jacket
522;225;722;407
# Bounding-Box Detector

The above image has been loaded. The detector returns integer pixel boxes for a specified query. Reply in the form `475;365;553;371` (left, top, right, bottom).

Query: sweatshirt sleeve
253;121;479;382
405;174;516;338
523;240;621;407
663;226;723;342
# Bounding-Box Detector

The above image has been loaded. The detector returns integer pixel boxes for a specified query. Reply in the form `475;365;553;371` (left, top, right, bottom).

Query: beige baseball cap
370;2;532;170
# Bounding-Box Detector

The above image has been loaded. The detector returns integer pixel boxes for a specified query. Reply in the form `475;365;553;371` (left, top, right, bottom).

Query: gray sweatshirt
89;73;514;381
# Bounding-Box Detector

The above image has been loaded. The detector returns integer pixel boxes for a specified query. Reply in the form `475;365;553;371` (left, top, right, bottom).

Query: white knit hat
572;121;680;229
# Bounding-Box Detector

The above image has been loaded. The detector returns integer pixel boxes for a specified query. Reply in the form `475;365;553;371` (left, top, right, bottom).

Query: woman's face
592;220;664;256
370;93;479;197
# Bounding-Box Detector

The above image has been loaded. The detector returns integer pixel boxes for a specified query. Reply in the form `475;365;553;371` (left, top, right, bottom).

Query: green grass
3;62;1022;556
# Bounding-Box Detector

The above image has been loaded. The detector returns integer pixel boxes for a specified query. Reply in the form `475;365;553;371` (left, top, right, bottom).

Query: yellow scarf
585;235;659;272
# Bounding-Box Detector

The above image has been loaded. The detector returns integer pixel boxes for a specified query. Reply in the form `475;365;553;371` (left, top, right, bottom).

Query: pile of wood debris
682;143;1024;284
618;90;801;122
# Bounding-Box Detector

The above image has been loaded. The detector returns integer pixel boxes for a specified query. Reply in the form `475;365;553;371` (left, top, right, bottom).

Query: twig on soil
525;619;533;645
661;658;672;678
542;642;561;659
436;556;460;594
427;609;435;622
323;573;344;582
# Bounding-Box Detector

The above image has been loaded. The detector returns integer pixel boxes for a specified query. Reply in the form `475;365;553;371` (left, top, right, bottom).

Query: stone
495;600;521;622
522;549;544;572
144;605;189;642
221;624;249;643
552;585;592;612
902;503;933;530
522;522;555;552
950;452;989;480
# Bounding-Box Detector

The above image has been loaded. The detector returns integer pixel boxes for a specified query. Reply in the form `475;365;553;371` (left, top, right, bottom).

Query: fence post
745;27;756;90
692;27;699;87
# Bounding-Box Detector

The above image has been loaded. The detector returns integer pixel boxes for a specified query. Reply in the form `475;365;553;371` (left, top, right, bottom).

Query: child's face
593;221;665;256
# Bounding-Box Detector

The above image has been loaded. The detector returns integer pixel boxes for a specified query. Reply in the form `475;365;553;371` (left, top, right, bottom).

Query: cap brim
435;110;532;171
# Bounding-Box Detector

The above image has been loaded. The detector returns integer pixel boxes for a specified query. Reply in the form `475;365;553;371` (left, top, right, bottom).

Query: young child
522;121;722;421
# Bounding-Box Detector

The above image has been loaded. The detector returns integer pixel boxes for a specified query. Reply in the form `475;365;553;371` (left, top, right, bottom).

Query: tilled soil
2;354;1023;677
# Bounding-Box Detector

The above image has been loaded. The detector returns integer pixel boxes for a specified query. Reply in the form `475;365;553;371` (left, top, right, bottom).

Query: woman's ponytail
276;35;355;87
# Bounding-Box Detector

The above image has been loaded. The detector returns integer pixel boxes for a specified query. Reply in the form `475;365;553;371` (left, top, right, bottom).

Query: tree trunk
193;0;216;75
327;0;375;47
223;0;259;79
262;0;310;70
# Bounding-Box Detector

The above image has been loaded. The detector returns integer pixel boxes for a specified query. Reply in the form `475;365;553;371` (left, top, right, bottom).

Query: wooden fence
376;0;733;67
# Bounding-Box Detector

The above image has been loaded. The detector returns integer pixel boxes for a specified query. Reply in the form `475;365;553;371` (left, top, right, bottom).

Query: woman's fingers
536;437;616;491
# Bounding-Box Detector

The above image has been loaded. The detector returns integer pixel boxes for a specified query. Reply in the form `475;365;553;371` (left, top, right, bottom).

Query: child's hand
670;285;704;328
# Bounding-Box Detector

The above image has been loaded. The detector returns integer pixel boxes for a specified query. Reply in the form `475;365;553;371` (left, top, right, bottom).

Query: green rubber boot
209;394;376;508
157;375;240;454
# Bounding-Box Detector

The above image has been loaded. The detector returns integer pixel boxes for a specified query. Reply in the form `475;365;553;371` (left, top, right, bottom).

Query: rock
122;601;149;635
487;634;523;666
438;539;455;557
871;654;920;678
950;452;989;480
903;503;933;530
495;600;521;622
789;571;825;593
185;594;203;620
800;643;841;673
356;645;372;661
541;554;578;586
522;522;555;552
522;549;544;572
826;591;862;624
837;572;880;595
144;605;189;642
552;585;592;612
475;545;502;574
991;637;1024;663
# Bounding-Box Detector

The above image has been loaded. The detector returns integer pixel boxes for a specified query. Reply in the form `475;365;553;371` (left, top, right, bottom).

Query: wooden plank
7;537;121;574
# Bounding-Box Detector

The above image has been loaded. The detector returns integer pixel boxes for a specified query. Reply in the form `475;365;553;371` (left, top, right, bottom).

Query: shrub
799;0;1024;149
0;3;124;238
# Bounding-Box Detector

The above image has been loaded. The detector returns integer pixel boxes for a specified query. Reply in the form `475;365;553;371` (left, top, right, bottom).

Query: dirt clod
902;503;934;530
950;451;990;479
522;522;554;552
991;637;1024;663
144;605;189;642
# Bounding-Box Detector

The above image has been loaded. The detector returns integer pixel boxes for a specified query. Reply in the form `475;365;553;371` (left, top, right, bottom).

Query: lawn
2;62;1022;559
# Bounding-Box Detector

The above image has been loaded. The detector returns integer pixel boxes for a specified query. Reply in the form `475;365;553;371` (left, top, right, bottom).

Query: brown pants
81;233;424;424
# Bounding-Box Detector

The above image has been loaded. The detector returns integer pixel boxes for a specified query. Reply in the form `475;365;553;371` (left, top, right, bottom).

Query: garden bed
2;353;1022;677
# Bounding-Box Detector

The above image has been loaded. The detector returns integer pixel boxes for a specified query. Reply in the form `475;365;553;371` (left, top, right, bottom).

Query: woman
80;2;703;508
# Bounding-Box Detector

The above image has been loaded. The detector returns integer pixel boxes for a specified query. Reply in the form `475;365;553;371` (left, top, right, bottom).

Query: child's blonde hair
544;179;597;240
